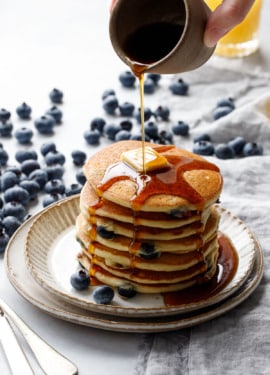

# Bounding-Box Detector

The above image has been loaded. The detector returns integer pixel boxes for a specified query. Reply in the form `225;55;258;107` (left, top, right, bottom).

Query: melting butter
121;147;168;173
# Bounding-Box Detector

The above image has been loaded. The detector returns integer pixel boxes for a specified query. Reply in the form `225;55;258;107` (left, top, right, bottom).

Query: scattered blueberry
144;78;155;94
115;129;131;141
14;127;34;144
1;171;19;191
15;149;38;163
215;143;235;159
45;106;63;123
71;150;87;166
2;201;26;221
158;129;173;144
243;142;263;156
70;269;90;290
40;142;57;157
119;102;135;117
216;97;235;110
154;105;170;121
42;192;64;207
4;186;30;206
65;183;82;196
146;73;161;85
0;147;9;166
34;115;56;134
193;141;215;156
0;108;11;122
90;117;106;134
19;180;41;200
193;133;211;143
117;283;137;299
101;89;116;101
83;129;100;145
49;88;63;104
75;169;86;185
212;106;234;120
134;107;152;123
144;121;159;140
228;136;246;155
16;102;32;119
0;121;13;137
169;78;189;95
119;120;133;131
44;150;65;166
44;164;64;180
21;159;41;176
119;71;136;88
2;216;21;237
28;169;48;189
93;285;114;304
97;225;115;239
172;120;189;136
102;95;119;115
44;179;65;194
103;123;121;140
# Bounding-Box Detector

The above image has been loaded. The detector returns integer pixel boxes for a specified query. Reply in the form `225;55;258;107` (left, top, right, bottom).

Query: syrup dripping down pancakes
76;140;223;293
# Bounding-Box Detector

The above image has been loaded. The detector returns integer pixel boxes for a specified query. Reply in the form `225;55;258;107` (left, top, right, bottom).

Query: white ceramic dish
24;196;257;318
5;211;263;333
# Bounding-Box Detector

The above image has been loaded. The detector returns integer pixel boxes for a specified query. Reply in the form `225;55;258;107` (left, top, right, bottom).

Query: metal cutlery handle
0;307;34;375
0;299;78;375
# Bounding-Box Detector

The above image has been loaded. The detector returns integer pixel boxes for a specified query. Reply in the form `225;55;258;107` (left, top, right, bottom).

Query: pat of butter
121;147;168;172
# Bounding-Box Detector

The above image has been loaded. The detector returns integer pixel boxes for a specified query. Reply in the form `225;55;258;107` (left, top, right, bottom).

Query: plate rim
5;207;264;333
24;196;258;317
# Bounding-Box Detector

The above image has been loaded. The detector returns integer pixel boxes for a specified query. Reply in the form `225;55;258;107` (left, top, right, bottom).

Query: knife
0;306;34;375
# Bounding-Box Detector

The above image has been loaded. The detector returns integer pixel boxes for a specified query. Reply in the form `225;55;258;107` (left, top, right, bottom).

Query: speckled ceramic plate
23;196;259;318
5;206;263;332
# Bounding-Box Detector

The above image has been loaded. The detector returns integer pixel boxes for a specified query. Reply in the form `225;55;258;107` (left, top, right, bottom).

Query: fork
0;298;78;375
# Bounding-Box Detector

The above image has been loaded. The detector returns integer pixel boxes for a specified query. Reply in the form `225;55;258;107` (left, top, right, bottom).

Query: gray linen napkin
133;63;270;375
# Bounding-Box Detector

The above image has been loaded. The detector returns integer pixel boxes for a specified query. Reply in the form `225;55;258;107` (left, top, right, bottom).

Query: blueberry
84;129;100;145
119;102;135;117
45;106;63;123
5;166;23;179
158;130;173;144
216;97;235;110
75;169;86;185
146;73;161;85
144;78;155;94
117;283;137;299
0;197;3;209
2;216;21;237
119;71;136;88
16;102;32;119
2;201;26;221
44;151;65;166
0;121;13;137
44;179;65;194
0;229;9;254
193;141;215;156
40;142;57;156
1;171;19;191
134;107;152;123
0;148;9;166
0;108;11;122
97;225;114;239
65;183;82;196
115;129;131;142
101;89;116;100
44;164;64;180
103;123;121;140
4;186;30;206
49;88;63;104
34;115;56;134
19;180;40;200
243;142;263;156
228;136;246;155
93;285;114;304
169;78;189;95
212;106;233;120
102;95;119;115
172;120;190;136
42;192;64;207
215;143;235;159
70;269;90;290
90;117;106;134
193;133;211;143
21;159;41;176
153;105;170;121
144;121;159;140
139;242;159;259
119;120;133;131
28;169;48;189
14;127;34;144
15;149;38;163
71;150;87;166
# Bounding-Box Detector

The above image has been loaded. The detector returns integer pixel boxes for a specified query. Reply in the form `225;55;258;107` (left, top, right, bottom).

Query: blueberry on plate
90;117;106;134
71;150;87;166
42;192;64;207
119;71;136;88
40;142;57;157
101;89;116;101
28;169;48;189
44;179;65;194
14;127;34;144
169;78;189;95
144;78;155;94
119;102;135;117
15;149;38;163
93;285;114;304
134;107;152;123
215;143;235;159
75;169;86;185
44;164;64;180
0;147;9;166
172;120;190;136
0;229;9;254
2;201;26;221
34;115;56;134
115;129;131;142
117;283;137;299
0;121;13;137
0;108;11;122
44;150;65;166
212;106;234;120
70;269;90;290
193;140;215;156
1;171;19;191
49;88;63;104
103;123;121;141
2;216;22;237
153;105;170;121
97;225;115;239
4;186;30;206
16;102;32;119
83;129;100;145
102;95;119;115
146;73;161;85
243;142;263;156
65;183;82;196
216;97;235;110
19;180;40;200
144;121;159;140
45;106;63;123
21;159;41;176
228;136;246;155
193;133;211;143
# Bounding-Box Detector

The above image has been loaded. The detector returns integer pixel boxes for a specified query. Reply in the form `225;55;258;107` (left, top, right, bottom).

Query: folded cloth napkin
133;63;270;375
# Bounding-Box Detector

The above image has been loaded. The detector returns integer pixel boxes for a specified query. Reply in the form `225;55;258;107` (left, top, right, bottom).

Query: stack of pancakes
76;140;223;294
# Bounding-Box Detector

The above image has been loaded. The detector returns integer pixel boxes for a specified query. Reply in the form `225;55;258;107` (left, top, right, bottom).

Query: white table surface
0;1;270;374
